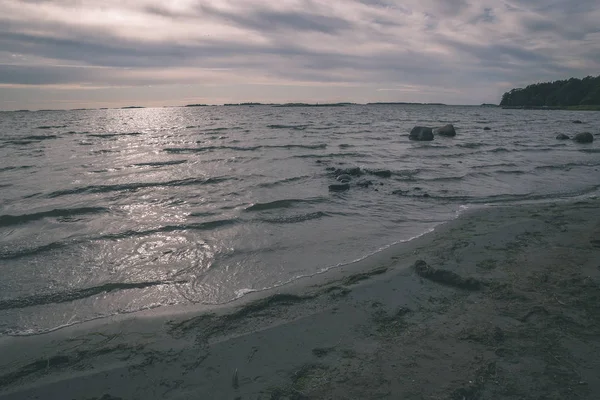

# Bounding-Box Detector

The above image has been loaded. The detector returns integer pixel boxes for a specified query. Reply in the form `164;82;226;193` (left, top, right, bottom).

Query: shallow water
1;105;599;335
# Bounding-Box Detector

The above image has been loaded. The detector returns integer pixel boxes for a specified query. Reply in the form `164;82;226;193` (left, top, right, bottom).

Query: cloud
0;0;599;108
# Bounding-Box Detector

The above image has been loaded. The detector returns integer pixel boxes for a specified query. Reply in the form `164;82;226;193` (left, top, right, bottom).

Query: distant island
223;102;269;106
500;75;600;110
185;104;209;107
273;102;354;108
120;106;145;109
367;102;446;106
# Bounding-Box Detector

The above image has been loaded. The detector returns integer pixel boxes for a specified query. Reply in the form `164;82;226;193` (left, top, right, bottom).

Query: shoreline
1;198;600;399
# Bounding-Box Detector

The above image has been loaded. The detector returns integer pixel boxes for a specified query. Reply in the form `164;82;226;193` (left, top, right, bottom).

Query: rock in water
433;124;456;137
409;126;434;141
556;133;570;140
483;127;492;131
572;120;583;124
371;170;392;178
336;174;352;182
329;183;350;192
335;167;362;177
574;132;594;143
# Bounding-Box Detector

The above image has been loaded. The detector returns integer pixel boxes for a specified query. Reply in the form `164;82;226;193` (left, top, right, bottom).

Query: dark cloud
0;0;599;107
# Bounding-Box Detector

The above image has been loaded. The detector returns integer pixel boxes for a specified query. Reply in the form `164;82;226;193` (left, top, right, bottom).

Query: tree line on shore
500;75;600;108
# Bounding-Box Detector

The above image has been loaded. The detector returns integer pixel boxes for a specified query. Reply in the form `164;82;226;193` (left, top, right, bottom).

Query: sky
0;0;599;110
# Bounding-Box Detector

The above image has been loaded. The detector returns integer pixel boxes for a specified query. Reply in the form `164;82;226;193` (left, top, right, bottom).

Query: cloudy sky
1;0;599;110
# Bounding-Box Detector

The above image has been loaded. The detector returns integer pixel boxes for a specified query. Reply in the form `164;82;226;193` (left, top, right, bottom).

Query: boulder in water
573;132;593;143
433;124;456;137
409;126;434;141
329;183;350;192
556;133;570;140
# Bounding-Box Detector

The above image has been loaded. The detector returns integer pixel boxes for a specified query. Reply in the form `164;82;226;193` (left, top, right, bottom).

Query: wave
0;207;108;227
98;219;237;240
267;124;309;130
579;148;600;153
165;143;327;154
245;198;325;212
535;162;600;171
0;280;187;311
488;147;510;153
87;132;142;138
36;125;67;129
397;184;600;204
45;176;230;198
3;135;58;145
257;176;311;188
0;242;68;260
293;152;364;159
0;219;237;260
472;163;518;170
0;165;33;173
258;211;328;224
132;160;188;167
165;146;261;153
456;142;485;149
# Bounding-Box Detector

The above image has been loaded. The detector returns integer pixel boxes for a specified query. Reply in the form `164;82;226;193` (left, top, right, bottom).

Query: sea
1;105;599;336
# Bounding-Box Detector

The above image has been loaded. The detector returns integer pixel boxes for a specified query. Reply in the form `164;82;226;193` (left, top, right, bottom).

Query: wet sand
1;199;600;399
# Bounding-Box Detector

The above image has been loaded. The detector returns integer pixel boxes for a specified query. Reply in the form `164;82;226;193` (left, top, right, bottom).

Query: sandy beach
1;198;599;400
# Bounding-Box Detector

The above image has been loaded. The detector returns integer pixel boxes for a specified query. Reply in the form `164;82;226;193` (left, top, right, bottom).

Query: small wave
267;124;309;130
87;132;143;138
45;176;230;198
3;135;58;145
265;144;327;150
0;219;237;260
472;163;518;170
495;170;527;175
488;147;510;153
245;198;325;212
0;165;33;173
398;184;600;204
0;242;68;260
579;148;600;153
456;143;484;149
0;280;186;311
293;152;364;159
165;146;261;153
36;125;67;129
257;176;311;188
98;219;237;240
535;162;600;171
132;160;187;167
259;211;328;224
0;207;108;227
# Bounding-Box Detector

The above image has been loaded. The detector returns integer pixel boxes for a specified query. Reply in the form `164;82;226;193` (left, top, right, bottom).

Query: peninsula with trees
500;75;600;110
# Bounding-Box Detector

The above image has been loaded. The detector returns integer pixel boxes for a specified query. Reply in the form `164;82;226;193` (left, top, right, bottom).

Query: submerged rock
433;124;456;137
572;120;583;124
483;127;492;131
556;133;570;140
329;183;350;192
409;126;434;141
413;260;482;290
357;180;373;188
574;132;594;143
370;169;392;178
335;167;362;177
